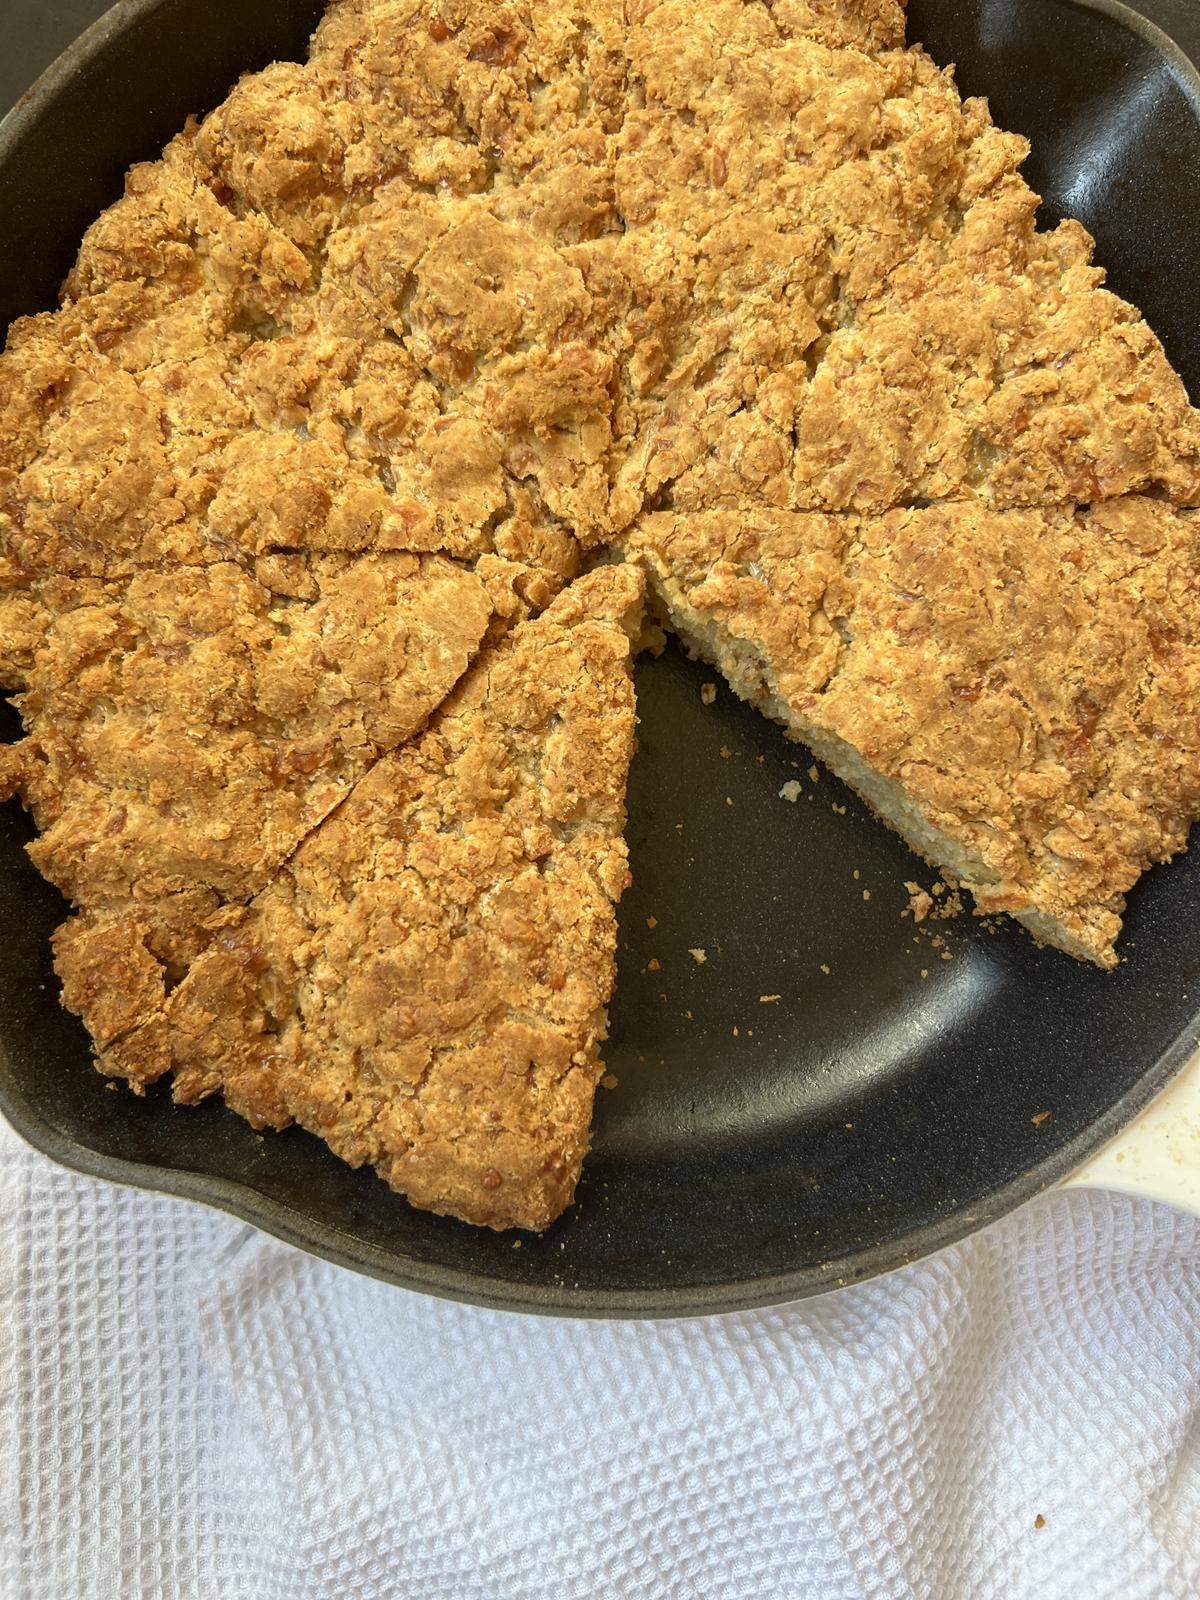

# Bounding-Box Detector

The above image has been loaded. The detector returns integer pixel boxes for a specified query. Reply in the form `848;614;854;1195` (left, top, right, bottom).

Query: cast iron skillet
2;0;1199;1317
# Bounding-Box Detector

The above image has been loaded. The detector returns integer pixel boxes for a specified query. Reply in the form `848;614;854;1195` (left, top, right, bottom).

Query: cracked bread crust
4;0;1195;607
2;0;1200;1226
602;0;1200;527
627;498;1200;966
0;553;492;969
68;566;644;1231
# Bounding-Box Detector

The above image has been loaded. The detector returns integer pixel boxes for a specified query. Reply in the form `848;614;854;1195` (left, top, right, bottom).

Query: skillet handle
1065;1044;1200;1216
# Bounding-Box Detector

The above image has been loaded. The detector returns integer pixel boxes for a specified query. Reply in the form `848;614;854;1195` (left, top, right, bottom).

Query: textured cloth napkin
4;1112;1200;1600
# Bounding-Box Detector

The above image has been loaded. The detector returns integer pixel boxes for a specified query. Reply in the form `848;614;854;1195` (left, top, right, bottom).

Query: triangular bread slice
603;0;1200;529
627;499;1200;967
74;565;643;1230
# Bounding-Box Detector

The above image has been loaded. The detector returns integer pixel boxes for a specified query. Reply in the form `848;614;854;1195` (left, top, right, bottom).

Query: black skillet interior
2;0;1200;1316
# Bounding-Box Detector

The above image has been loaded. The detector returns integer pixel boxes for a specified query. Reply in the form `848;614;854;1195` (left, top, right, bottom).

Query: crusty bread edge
635;559;1119;969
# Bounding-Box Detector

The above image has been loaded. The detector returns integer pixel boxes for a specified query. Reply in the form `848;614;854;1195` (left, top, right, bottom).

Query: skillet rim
1;0;1199;1318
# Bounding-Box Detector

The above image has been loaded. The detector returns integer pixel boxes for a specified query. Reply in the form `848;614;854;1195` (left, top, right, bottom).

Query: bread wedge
627;498;1200;966
63;566;643;1230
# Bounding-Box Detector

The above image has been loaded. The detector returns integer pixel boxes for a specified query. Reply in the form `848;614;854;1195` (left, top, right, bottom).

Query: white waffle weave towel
4;1111;1200;1600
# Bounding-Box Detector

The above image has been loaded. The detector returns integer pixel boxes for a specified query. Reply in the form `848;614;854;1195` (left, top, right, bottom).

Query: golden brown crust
89;566;643;1231
9;553;492;966
627;498;1200;965
3;0;1200;1224
603;0;1200;524
5;0;1193;600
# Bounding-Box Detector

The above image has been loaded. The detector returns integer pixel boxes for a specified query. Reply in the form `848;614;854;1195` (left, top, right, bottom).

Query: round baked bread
2;0;1199;1225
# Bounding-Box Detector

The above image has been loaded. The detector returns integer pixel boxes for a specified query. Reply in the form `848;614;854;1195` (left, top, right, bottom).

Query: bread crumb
779;781;803;803
905;882;933;922
725;795;733;806
601;1074;619;1090
862;889;870;901
1031;1110;1051;1126
646;915;658;930
719;745;733;759
820;963;831;975
647;957;661;972
689;948;707;964
1034;1515;1046;1530
903;878;965;921
831;802;847;815
700;682;717;705
852;869;860;881
732;1025;739;1036
759;994;781;1004
920;968;929;979
512;1239;522;1249
808;765;820;783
